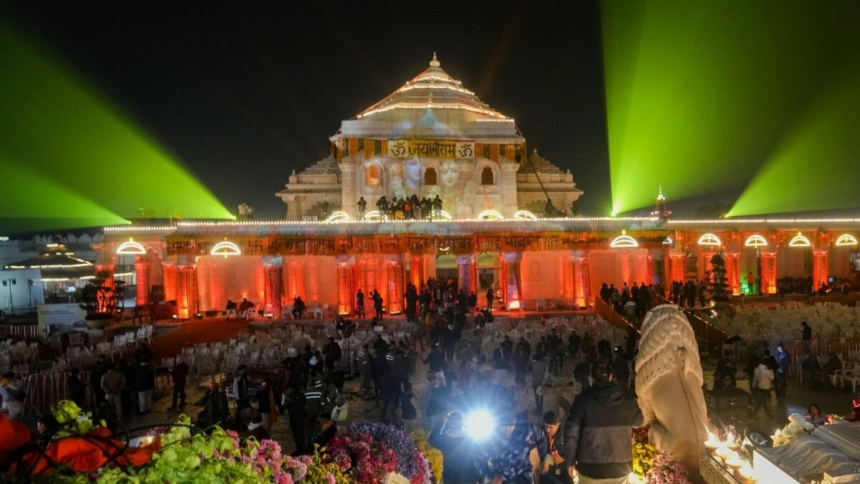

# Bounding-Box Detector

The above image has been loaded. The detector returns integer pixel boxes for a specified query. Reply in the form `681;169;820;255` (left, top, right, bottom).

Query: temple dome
355;53;509;121
334;54;521;140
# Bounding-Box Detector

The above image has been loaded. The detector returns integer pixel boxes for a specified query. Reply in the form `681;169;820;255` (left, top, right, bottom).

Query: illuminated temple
97;56;860;319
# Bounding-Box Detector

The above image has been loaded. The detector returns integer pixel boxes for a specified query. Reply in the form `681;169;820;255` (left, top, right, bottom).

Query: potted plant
709;253;731;309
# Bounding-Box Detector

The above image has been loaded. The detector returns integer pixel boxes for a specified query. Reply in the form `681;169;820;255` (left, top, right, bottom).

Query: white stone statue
635;304;708;482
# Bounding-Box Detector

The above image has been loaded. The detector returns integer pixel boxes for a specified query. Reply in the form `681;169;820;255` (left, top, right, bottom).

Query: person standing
355;289;366;319
801;321;812;341
168;358;189;410
234;364;251;416
357;196;367;220
429;411;478;484
540;411;571;484
67;368;86;408
564;360;644;483
283;387;307;454
374;291;384;319
101;363;126;421
486;288;495;312
0;372;25;420
135;360;155;414
775;343;792;399
399;381;418;433
751;359;775;417
90;355;108;407
256;379;277;435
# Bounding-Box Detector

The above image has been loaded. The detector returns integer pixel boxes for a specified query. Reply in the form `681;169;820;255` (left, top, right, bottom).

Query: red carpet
150;318;248;362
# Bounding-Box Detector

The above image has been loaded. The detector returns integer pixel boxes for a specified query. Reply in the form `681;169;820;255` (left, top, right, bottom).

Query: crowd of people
356;194;444;220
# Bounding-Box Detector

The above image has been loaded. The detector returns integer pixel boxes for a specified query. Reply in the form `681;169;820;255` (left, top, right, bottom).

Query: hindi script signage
388;140;475;159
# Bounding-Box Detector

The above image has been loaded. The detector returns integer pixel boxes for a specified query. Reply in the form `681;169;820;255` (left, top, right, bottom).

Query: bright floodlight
464;410;495;441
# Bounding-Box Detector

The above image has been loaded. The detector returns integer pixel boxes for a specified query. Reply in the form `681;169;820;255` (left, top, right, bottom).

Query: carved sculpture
635;304;708;482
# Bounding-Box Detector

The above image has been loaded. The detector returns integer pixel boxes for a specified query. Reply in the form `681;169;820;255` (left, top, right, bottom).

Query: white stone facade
276;55;583;220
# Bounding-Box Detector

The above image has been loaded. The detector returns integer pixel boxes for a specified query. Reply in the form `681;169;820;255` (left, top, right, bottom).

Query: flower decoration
644;451;691;484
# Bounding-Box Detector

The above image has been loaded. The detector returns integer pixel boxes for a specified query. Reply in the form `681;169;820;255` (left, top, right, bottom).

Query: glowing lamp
744;235;768;248
836;234;858;246
476;210;504;221
323;211;351;223
697;233;722;246
610;230;639;248
508;300;521;310
512;210;538;221
210;240;241;257
116;238;147;255
788;232;811;247
464;410;495;441
663;236;674;245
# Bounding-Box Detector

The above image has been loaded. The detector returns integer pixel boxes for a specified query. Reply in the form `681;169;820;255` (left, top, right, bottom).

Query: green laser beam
601;0;855;213
0;22;233;222
729;71;860;217
0;152;128;233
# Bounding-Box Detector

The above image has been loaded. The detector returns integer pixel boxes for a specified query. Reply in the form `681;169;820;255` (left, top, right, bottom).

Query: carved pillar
133;257;151;306
573;257;585;308
456;254;475;296
263;257;283;317
385;255;404;314
162;263;177;303
760;252;777;295
669;253;685;283
410;255;425;289
560;254;575;301
574;257;591;307
340;163;357;218
503;252;523;310
500;161;520;217
176;265;198;320
813;250;829;292
336;255;355;315
724;253;741;295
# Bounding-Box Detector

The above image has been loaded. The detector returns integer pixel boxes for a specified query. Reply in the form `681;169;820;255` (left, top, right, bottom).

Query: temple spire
429;52;440;68
652;186;671;219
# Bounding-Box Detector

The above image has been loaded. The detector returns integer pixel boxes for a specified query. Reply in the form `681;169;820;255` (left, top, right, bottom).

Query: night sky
3;1;610;219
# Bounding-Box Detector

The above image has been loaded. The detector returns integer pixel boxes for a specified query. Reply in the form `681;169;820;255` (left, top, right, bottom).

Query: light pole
28;279;34;311
1;278;16;314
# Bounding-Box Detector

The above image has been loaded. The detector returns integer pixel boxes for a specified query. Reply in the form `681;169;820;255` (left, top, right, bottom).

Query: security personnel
304;372;327;445
539;411;570;484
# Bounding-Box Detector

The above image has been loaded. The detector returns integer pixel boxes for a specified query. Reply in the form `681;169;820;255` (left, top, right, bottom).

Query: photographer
428;411;477;484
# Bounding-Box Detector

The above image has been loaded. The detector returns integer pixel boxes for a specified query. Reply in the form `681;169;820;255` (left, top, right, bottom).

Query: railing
594;297;638;334
655;296;728;350
0;324;40;340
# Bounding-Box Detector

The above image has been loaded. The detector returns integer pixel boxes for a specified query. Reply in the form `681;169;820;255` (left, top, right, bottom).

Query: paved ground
103;313;860;455
8;309;832;459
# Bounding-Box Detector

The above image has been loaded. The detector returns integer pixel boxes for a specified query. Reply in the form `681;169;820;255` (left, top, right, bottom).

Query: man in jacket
774;343;792;399
101;363;127;420
135;360;155;414
168;357;190;410
540;411;570;484
564;359;644;483
429;411;478;484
